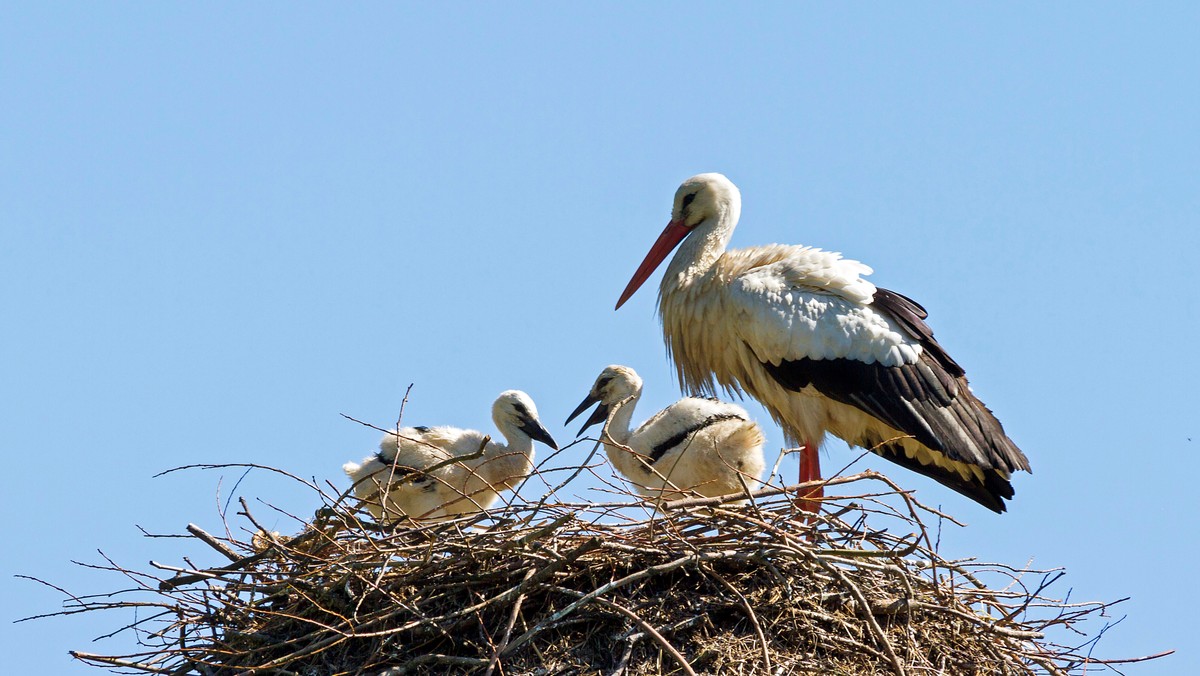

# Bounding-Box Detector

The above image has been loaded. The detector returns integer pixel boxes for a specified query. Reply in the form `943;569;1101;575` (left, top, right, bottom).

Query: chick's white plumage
343;390;557;523
567;365;765;500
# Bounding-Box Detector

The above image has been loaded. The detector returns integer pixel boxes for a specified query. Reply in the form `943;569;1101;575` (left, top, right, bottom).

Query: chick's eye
681;193;697;210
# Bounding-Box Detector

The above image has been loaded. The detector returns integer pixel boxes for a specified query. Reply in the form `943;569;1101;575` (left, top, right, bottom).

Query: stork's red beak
615;219;692;310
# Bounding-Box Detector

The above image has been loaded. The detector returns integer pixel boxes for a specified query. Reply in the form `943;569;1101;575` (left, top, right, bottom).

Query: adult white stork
566;365;766;499
343;390;557;523
615;173;1030;514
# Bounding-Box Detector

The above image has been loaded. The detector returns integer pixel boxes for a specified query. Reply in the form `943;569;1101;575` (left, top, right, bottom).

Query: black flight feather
759;286;1030;512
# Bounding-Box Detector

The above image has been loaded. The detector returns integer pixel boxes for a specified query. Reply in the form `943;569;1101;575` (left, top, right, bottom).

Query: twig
562;589;698;676
707;568;771;671
484;568;536;676
185;524;242;563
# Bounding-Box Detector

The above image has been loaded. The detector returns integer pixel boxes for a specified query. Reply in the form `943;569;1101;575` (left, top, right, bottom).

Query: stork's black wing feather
761;286;1030;513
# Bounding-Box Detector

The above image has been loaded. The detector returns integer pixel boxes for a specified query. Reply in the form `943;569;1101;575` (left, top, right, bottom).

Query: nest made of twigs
26;455;1166;675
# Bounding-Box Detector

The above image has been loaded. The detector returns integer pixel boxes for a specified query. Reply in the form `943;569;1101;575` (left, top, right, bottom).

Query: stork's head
493;390;558;450
672;173;740;227
616;173;741;310
564;365;644;436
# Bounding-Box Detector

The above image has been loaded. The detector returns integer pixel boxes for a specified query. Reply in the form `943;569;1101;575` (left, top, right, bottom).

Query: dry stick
998;569;1067;624
69;652;176;674
860;469;954;592
345;537;605;640
657;471;891;512
553;587;699;676
611;639;636;676
155;462;323;492
768;446;792;485
235;496;270;544
387;654;490;673
241;620;353;671
499;549;741;658
184;524;241;563
736;471;769;528
92;609;175;643
869;599;1044;640
526;438;606;513
812;554;907;676
395;382;414;430
1005;637;1069;676
821;538;920;560
14;576;93;620
854;557;1029;640
818;630;891;663
513;513;574;548
154;501;311;590
707;568;772;672
157;545;274;590
89;550;169;605
484;567;537;676
1094;649;1175;664
709;505;907;674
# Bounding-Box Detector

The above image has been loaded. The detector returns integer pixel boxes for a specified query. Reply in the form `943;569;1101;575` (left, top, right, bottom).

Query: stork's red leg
795;441;823;517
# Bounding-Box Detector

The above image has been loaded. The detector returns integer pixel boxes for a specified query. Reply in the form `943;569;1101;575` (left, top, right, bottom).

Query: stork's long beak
564;392;610;437
615;219;691;310
518;416;559;450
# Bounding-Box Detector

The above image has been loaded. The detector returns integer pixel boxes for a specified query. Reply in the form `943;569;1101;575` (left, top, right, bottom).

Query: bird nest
26;456;1165;675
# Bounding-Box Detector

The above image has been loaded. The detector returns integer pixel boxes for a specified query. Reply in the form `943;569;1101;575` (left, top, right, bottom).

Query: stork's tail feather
955;386;1032;475
870;440;1015;514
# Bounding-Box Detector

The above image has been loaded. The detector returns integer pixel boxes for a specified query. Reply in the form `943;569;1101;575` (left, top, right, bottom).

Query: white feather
731;249;919;366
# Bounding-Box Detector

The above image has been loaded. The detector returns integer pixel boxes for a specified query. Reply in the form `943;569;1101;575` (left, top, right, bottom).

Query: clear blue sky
4;4;1196;673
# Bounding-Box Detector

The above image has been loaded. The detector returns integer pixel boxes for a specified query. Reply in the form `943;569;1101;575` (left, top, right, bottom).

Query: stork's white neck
661;198;740;295
602;387;642;444
600;385;649;482
490;422;536;474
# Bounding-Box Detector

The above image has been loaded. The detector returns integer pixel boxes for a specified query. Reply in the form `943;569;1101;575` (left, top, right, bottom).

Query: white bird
343;390;557;523
566;365;766;500
615;173;1030;514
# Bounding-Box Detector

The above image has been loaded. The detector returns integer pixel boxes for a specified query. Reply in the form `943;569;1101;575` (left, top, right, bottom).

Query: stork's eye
681;193;697;210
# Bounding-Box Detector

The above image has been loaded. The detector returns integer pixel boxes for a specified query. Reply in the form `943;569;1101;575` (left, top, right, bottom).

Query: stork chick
566;365;765;500
343;390;557;524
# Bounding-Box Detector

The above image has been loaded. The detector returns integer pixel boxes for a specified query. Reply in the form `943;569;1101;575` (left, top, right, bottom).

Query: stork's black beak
565;392;609;437
518;416;559;450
